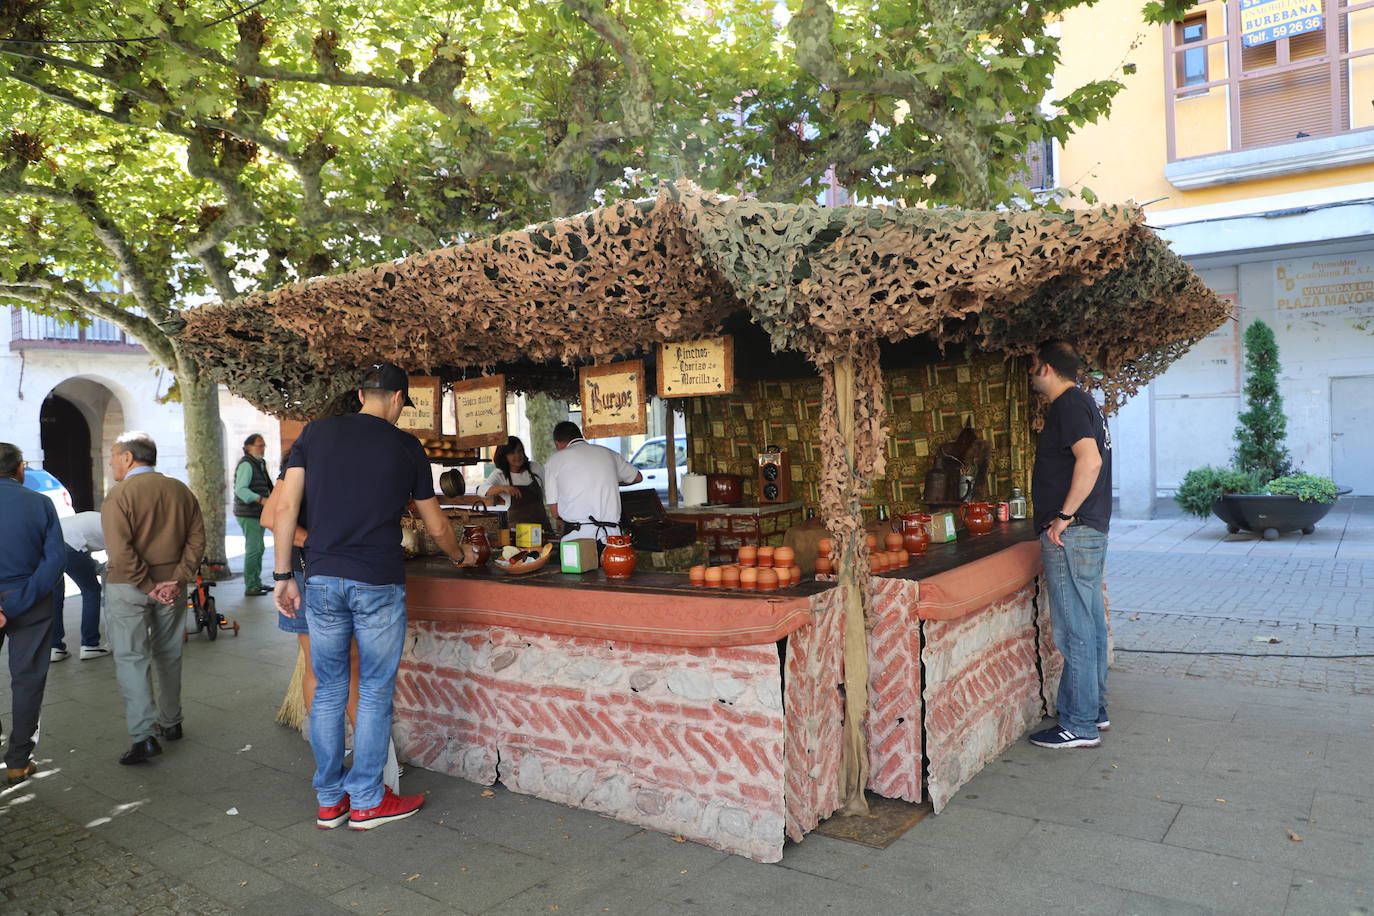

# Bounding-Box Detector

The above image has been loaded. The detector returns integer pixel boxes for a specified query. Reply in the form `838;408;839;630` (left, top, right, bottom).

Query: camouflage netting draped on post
177;181;1230;815
177;181;1229;418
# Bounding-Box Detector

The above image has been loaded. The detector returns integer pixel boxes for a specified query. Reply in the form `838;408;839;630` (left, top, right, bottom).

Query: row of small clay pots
817;533;913;557
736;545;795;568
688;564;802;589
814;549;912;575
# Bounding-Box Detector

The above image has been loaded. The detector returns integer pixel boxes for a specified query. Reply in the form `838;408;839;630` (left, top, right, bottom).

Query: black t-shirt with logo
1032;386;1113;534
288;412;434;585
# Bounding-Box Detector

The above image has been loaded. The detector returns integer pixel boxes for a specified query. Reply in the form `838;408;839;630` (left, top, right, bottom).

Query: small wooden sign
452;375;508;448
396;375;442;439
657;337;734;397
579;360;646;438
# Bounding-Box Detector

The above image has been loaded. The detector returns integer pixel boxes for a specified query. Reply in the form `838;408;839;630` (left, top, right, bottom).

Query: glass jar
1009;487;1028;520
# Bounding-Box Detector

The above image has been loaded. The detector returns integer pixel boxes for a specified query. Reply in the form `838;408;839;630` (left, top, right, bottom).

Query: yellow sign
452;375;507;448
579;360;646;438
657;337;735;397
1240;0;1322;48
396;376;441;439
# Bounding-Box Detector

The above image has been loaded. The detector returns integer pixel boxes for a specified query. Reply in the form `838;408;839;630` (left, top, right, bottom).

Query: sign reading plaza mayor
396;375;442;439
1240;0;1323;48
656;336;735;398
451;375;508;448
1274;254;1374;330
579;360;647;438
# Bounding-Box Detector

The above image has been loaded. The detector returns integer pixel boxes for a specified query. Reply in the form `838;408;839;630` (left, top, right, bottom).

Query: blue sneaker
1030;726;1100;749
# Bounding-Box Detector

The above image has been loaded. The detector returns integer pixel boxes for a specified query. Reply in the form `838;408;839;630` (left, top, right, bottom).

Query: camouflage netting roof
177;181;1230;418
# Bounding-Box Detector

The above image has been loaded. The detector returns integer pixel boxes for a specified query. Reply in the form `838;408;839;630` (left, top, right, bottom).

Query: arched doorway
40;394;93;511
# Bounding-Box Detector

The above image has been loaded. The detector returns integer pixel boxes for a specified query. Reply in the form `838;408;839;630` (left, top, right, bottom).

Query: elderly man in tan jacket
101;432;205;765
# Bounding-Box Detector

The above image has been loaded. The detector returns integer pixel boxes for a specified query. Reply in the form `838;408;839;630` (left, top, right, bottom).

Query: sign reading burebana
1240;0;1322;48
656;336;735;397
396;375;441;439
451;375;507;448
579;360;646;438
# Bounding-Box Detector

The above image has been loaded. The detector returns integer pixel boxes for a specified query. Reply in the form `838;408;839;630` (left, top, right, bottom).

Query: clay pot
888;551;903;568
960;502;996;537
740;567;759;589
814;555;834;575
817;537;834;557
774;546;795;567
865;533;878;551
461;526;491;566
721;565;741;588
601;534;637;579
756;546;775;568
777;566;794;587
756;567;778;590
899;512;931;556
884;532;904;551
737;545;757;567
897;549;910;566
706;473;744;504
688;565;706;586
704;566;723;587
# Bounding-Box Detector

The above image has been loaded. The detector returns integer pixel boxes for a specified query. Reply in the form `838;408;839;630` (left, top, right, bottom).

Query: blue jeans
304;576;407;809
53;548;103;650
1041;527;1109;738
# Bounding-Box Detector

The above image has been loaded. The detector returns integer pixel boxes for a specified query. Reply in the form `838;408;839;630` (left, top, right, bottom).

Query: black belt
562;517;618;538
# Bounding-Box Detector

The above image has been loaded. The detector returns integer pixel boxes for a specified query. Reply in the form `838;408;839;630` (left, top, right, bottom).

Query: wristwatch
1055;511;1075;522
272;571;295;582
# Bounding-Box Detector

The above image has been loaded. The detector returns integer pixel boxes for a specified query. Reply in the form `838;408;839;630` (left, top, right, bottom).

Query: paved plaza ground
2;499;1371;915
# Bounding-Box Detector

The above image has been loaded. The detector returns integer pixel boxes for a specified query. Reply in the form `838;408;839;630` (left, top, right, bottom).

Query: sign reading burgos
397;375;442;439
656;336;735;397
1240;0;1323;48
579;360;646;438
452;375;507;448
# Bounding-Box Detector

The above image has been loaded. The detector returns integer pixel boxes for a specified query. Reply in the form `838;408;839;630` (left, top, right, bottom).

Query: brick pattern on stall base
393;623;791;862
863;577;926;803
922;582;1047;813
783;583;845;841
1037;580;1064;719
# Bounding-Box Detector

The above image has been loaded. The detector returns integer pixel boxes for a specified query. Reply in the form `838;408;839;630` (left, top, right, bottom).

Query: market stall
176;182;1228;860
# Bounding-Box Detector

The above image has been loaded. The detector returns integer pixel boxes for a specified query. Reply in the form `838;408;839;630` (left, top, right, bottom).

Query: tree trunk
177;351;228;569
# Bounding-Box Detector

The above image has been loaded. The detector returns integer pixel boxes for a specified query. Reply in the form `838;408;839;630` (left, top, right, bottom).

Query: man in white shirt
543;422;642;543
50;511;110;662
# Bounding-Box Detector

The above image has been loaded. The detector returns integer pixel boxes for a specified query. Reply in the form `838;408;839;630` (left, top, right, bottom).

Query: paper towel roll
680;473;707;507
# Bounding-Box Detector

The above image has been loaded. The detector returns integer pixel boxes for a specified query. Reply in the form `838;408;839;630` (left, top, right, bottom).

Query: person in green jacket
233;434;273;597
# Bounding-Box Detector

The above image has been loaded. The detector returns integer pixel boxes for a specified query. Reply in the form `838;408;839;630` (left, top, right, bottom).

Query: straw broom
275;643;308;730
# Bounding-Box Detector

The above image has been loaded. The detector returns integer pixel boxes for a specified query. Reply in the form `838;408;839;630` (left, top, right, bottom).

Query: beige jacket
102;471;206;593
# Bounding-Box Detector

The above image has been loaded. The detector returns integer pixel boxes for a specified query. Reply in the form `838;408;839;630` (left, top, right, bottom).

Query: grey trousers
1;593;55;768
106;583;184;741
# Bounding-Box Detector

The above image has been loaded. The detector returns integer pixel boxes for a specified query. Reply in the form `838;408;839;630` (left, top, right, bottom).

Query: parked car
624;436;688;500
21;465;75;518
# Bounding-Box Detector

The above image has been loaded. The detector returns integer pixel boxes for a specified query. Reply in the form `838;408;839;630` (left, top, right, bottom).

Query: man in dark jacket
0;443;66;785
233;433;273;597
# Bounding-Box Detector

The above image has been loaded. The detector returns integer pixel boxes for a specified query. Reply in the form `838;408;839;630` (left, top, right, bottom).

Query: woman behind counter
479;436;553;534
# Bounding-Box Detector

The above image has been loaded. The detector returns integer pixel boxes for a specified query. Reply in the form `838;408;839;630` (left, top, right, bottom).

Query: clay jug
462;525;491;566
601;534;637;579
960;502;996;536
899;513;931;556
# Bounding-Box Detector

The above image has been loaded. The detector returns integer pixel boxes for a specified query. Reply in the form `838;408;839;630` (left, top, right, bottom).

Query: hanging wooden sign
451;375;508;448
579;360;646;438
396;375;442;439
657;336;735;397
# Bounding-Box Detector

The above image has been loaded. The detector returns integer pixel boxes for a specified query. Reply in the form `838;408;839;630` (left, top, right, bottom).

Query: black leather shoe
119;737;163;765
155;722;183;741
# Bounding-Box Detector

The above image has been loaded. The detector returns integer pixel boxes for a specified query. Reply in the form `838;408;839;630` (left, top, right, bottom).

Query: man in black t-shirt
272;363;466;830
1027;340;1113;751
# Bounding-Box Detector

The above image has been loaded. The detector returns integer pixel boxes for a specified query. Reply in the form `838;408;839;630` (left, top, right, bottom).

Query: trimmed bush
1174;466;1264;518
1264;474;1338;504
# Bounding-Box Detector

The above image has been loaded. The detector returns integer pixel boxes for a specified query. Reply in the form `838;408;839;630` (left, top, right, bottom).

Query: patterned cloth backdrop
687;352;1033;516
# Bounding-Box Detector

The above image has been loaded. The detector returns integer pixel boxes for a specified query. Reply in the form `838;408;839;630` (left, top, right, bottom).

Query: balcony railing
1164;0;1374;165
10;306;143;351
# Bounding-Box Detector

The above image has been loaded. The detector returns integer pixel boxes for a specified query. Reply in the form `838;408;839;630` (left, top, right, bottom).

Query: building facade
3;306;279;515
1056;0;1374;511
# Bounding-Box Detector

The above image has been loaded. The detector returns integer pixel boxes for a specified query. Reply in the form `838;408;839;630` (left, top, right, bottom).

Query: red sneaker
316;795;350;829
348;787;424;830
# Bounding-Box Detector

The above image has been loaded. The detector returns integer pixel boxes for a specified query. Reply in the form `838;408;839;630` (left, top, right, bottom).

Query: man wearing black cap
272;363;466;831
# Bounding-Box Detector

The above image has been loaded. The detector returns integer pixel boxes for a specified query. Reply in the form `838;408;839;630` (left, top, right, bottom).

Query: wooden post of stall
665;398;678;507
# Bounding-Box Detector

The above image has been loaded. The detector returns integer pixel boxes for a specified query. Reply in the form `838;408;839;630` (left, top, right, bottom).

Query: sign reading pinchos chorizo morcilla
656;336;735;397
451;375;508;448
579;360;646;438
396;375;442;439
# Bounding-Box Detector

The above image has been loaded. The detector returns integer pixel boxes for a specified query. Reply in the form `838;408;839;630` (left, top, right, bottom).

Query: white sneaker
50;648;70;662
79;645;112;660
